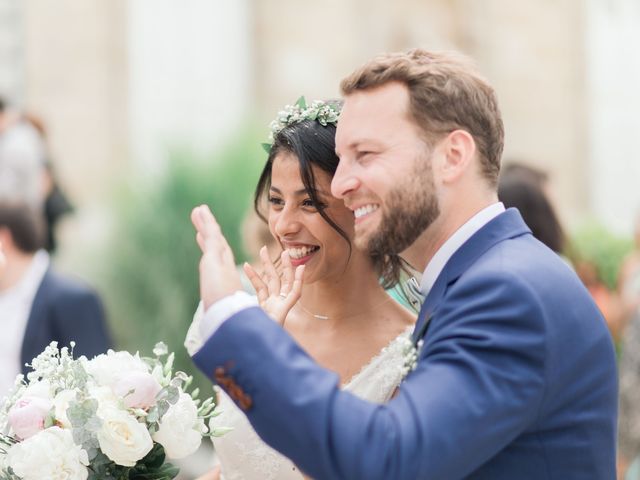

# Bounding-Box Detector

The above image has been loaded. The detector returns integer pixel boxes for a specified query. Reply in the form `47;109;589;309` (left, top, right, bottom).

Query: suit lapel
412;271;446;344
20;269;51;373
411;209;531;345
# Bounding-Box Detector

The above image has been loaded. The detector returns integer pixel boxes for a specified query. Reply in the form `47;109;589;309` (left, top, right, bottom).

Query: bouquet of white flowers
0;342;227;480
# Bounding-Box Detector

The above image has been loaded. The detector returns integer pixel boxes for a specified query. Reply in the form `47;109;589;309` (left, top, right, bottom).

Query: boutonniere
400;338;424;378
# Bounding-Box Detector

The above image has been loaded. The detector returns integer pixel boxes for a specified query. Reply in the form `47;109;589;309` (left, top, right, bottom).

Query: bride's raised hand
191;205;243;310
243;246;304;325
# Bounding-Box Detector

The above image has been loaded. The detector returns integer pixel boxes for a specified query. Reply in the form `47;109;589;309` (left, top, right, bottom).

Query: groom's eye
356;151;375;163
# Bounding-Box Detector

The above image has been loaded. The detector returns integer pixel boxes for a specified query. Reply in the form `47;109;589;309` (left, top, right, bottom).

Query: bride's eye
302;198;327;210
268;196;284;208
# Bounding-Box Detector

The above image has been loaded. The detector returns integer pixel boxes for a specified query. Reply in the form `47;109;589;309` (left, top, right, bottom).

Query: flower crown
262;96;340;153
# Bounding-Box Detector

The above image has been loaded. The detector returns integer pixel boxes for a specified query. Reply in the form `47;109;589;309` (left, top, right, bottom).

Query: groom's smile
353;203;379;224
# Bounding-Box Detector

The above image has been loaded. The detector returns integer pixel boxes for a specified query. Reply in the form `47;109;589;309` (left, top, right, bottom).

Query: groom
189;49;617;479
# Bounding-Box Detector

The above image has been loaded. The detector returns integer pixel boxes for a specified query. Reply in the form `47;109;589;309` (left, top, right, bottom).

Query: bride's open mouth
286;245;320;267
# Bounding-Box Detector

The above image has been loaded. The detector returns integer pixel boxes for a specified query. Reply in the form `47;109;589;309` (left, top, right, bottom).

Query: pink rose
112;371;162;409
8;396;53;439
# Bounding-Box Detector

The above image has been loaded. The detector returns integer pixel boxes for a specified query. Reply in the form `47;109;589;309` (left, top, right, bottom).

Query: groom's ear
439;129;476;184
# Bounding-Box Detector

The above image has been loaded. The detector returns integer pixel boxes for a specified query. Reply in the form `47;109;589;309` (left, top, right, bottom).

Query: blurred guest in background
618;211;640;479
618;308;640;479
0;99;74;253
0;240;5;273
499;162;624;342
0;97;47;213
619;210;640;325
498;162;565;255
0;202;111;397
22;112;74;253
574;257;625;346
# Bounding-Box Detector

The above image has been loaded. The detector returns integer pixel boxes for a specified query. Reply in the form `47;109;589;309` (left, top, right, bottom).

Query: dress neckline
341;325;413;388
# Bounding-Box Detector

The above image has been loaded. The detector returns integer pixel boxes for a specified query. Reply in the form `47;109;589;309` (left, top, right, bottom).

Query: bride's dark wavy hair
254;105;406;289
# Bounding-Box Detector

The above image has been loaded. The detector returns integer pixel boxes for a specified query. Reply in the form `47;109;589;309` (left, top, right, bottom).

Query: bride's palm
243;246;304;325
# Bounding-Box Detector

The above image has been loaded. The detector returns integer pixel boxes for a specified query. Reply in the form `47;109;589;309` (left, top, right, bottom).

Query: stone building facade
1;0;638;235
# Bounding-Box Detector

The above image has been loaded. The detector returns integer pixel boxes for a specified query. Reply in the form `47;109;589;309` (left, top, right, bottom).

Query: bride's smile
267;151;356;284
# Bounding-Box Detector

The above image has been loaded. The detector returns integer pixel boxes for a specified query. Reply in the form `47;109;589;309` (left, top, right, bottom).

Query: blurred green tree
98;126;265;395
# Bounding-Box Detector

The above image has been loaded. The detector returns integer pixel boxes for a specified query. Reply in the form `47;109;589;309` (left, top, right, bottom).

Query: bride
187;98;416;480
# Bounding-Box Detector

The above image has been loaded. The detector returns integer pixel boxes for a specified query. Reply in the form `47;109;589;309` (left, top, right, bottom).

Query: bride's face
267;152;355;284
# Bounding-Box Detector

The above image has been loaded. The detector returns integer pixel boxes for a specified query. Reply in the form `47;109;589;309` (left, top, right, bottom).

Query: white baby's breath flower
7;426;89;480
264;97;340;150
400;337;420;377
96;406;153;467
153;392;205;459
152;342;168;357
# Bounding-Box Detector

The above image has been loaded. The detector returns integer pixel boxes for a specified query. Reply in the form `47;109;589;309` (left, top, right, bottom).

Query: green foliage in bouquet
84;444;179;480
567;219;633;290
97;126;265;397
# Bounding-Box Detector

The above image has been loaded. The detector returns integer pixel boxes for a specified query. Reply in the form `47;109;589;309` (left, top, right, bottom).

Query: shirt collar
0;249;50;302
420;202;505;294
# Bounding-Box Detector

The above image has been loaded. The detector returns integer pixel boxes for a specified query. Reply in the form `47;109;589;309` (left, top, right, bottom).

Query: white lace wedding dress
185;304;412;480
209;328;412;480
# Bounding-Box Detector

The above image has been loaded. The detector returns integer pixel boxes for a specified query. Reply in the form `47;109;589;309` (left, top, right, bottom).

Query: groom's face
332;82;440;258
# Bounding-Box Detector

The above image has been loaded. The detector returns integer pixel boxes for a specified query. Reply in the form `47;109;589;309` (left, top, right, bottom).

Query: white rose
7;426;89;480
53;389;77;428
153;392;204;459
85;350;149;388
96;406;153;466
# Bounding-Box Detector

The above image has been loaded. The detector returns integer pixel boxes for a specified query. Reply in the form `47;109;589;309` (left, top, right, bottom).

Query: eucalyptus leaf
295;96;307;109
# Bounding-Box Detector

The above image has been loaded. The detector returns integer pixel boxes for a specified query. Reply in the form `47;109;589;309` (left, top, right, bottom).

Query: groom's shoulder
474;232;576;287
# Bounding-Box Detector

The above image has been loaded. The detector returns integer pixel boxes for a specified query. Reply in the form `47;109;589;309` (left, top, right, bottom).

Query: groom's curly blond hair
340;48;505;187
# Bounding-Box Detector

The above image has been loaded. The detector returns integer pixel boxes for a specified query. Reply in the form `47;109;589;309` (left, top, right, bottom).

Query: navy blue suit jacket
194;209;617;479
20;268;111;372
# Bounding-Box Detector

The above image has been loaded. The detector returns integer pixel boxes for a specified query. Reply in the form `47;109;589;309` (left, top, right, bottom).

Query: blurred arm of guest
0;202;111;396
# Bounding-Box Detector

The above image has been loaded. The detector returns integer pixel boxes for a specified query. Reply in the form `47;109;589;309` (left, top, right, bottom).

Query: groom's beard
366;156;440;257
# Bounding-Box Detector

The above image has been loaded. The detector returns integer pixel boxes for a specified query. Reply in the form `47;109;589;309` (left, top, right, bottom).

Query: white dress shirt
194;203;506;351
420;202;505;295
0;250;49;397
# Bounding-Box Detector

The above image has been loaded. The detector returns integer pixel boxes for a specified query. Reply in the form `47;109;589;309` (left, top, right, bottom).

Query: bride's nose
273;206;301;238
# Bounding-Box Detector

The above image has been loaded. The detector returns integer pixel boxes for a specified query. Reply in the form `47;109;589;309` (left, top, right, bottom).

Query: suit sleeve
193;272;547;480
53;287;112;359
